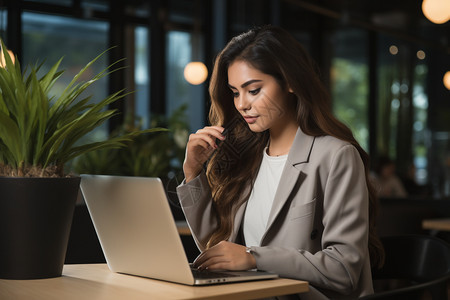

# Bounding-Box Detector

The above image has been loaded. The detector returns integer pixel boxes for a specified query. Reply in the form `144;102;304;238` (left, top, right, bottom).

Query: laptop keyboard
191;268;239;279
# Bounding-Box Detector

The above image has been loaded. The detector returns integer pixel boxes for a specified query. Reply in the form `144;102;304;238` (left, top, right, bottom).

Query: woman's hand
183;126;225;183
192;241;256;271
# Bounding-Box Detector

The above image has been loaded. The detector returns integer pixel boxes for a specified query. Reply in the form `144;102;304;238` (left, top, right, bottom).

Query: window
22;12;109;140
166;31;204;132
376;34;430;185
0;9;6;39
134;26;150;128
330;28;369;151
412;57;428;184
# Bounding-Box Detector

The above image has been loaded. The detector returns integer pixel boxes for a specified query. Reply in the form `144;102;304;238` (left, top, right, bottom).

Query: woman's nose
236;94;251;110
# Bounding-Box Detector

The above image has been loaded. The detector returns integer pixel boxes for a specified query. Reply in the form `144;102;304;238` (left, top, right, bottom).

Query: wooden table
422;218;450;232
0;264;308;300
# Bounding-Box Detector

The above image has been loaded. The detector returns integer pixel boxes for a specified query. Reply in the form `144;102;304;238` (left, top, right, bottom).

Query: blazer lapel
263;128;315;237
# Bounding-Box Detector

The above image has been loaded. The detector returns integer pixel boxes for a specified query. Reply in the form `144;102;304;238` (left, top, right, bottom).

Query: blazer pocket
289;199;316;222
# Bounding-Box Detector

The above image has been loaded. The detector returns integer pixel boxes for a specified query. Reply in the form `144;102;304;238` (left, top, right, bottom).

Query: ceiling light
444;71;450;90
422;0;450;24
389;45;399;55
417;50;426;60
184;62;208;85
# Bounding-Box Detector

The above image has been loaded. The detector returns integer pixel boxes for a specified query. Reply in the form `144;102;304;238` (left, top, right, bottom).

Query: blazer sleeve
176;170;217;252
249;145;370;295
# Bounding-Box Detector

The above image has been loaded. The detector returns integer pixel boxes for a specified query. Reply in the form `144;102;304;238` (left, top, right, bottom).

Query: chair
360;235;450;300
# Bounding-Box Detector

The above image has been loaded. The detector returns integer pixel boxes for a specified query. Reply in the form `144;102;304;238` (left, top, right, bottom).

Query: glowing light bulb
422;0;450;24
417;50;426;60
389;45;399;55
443;71;450;90
184;62;208;85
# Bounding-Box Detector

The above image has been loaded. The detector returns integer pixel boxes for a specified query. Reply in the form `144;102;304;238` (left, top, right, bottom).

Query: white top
244;148;288;247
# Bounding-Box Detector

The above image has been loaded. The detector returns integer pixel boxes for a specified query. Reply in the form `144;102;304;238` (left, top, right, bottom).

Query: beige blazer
177;128;374;299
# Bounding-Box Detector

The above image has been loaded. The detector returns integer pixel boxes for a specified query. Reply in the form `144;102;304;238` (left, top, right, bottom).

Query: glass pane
331;28;369;151
376;34;433;196
412;57;428;185
166;31;204;133
0;9;6;40
135;26;149;128
22;12;109;141
377;36;399;159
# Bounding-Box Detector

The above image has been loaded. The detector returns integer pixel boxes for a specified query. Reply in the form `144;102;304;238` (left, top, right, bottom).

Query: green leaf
0;39;167;177
0;110;23;167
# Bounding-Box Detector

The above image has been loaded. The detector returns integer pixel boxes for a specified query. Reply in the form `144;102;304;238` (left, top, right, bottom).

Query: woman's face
227;60;294;133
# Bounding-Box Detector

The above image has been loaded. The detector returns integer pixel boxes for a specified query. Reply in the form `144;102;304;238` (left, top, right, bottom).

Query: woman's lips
243;115;258;124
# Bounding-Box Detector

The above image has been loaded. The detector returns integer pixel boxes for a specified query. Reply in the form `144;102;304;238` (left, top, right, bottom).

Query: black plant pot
0;176;80;279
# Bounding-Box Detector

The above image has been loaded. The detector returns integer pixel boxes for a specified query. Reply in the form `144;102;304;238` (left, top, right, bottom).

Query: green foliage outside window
70;104;189;182
332;58;369;151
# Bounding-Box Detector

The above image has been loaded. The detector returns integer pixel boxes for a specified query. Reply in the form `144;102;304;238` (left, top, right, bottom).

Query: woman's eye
249;88;260;95
232;91;239;98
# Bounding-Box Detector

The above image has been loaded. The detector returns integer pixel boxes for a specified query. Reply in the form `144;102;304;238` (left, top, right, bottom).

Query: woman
177;25;384;299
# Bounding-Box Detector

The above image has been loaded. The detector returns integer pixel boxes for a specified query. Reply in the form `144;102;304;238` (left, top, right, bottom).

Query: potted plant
0;41;163;279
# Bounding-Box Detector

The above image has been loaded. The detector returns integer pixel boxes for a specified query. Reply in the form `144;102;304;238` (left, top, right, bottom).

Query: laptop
80;174;278;285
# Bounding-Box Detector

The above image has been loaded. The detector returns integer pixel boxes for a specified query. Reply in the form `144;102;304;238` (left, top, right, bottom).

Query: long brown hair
206;25;384;268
